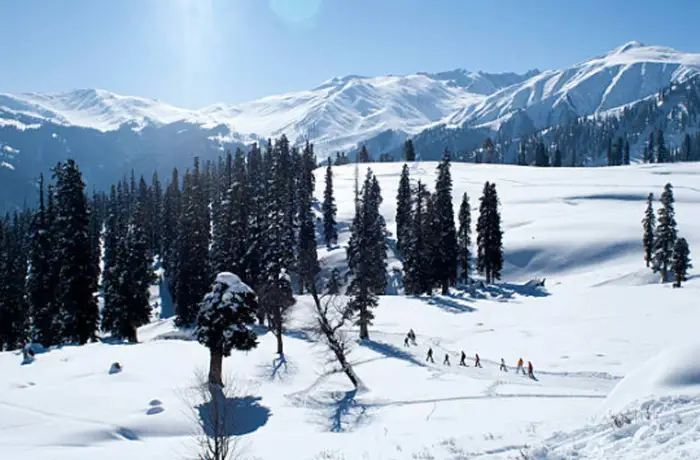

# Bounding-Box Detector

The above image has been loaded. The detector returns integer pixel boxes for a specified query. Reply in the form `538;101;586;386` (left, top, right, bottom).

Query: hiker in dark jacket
459;351;467;366
443;354;451;366
426;347;434;363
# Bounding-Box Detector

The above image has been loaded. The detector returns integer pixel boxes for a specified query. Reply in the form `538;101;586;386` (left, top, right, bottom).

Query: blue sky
1;0;698;108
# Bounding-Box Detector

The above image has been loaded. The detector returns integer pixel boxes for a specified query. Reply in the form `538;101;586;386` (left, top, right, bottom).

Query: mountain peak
612;41;645;54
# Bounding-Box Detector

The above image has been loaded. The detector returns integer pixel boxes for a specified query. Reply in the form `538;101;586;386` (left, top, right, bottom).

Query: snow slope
2;162;700;459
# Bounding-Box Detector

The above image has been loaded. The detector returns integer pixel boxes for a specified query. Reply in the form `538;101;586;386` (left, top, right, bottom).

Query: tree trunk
276;330;284;355
209;350;223;386
359;304;369;340
662;263;668;282
441;279;449;295
127;326;138;343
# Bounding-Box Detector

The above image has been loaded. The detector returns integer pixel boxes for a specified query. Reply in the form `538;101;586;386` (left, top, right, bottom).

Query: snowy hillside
2;162;700;459
447;42;700;130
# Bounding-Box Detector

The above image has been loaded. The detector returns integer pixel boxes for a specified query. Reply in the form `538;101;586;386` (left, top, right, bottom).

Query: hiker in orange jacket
516;358;524;374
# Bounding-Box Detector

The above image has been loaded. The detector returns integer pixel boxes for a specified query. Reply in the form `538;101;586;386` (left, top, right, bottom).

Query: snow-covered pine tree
175;158;211;327
259;270;295;355
457;192;472;284
162;168;181;298
347;169;387;339
433;149;458;294
196;272;258;386
642;193;655;268
102;199;154;342
230;148;250;276
395;163;412;254
671;237;692;287
27;174;60;347
623;140;631;165
297;141;319;294
653;183;677;282
403;181;430;295
210;151;234;275
246;143;266;292
322;158;338;248
404;139;416;162
52;159;99;344
150;170;163;257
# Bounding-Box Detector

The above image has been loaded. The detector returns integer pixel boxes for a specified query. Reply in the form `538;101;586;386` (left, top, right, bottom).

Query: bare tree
181;370;243;460
309;284;361;389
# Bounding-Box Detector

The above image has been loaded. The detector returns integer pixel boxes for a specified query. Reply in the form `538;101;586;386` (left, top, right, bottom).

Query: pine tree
623;140;631;165
642;146;650;163
53;160;99;344
297;141;319;294
325;268;342;295
403;181;430;295
648;131;655;163
518;142;527;166
0;214;29;350
260;271;295;355
606;138;613;166
175;158;211;327
642;193;655;268
27;175;60;346
196;272;258;386
483;138;495;163
230;148;250;277
102;201;154;342
477;182;504;283
457;192;472;284
653;183;677;282
657;130;668;163
432;149;458;294
404;139;416;162
613;137;623;166
535;141;549;167
358;145;371;163
671;238;692;287
246;143;266;292
162;168;181;297
682;134;692;162
553;149;562;167
322;158;338;248
347;169;387;339
150;171;163;257
395;164;412;254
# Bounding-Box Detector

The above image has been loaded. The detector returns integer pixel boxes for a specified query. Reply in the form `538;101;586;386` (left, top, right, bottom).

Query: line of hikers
405;329;536;379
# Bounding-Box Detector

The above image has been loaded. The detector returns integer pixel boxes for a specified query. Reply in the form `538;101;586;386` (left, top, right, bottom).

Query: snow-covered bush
196;272;259;386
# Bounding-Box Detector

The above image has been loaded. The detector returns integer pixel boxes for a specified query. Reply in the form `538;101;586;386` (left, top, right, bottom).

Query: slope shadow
419;294;477;314
257;354;299;382
197;390;271;436
284;328;315;344
360;339;426;368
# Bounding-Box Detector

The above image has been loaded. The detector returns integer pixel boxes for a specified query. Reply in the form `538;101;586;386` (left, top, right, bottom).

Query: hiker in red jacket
474;353;482;368
528;361;535;379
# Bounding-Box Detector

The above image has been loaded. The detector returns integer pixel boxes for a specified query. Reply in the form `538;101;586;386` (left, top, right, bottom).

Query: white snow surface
2;43;698;153
2;162;700;459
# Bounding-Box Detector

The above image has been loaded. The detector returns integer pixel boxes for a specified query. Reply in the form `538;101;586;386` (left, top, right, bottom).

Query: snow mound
215;271;253;294
600;339;700;416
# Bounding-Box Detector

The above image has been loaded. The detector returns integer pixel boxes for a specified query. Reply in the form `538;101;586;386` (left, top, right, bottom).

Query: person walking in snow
474;353;482;368
459;351;467;366
499;358;508;372
527;361;535;379
426;347;434;363
443;354;451;366
516;357;524;374
404;336;410;347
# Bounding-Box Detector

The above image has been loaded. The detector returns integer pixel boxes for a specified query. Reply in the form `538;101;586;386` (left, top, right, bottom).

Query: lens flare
269;0;322;25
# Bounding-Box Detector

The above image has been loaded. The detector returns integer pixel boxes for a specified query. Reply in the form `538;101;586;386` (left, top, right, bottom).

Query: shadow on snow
197;388;271;437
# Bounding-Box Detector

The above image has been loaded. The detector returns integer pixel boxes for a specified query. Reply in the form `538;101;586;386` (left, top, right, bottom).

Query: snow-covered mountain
3;42;700;211
446;41;700;130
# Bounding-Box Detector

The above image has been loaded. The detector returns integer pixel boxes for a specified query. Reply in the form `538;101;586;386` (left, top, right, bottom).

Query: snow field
2;162;700;459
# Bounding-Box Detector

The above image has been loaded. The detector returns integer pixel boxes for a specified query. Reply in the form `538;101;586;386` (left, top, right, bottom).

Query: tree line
0;138;508;352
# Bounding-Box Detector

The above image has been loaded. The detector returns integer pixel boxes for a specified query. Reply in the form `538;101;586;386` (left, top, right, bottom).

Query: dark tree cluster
642;182;692;286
